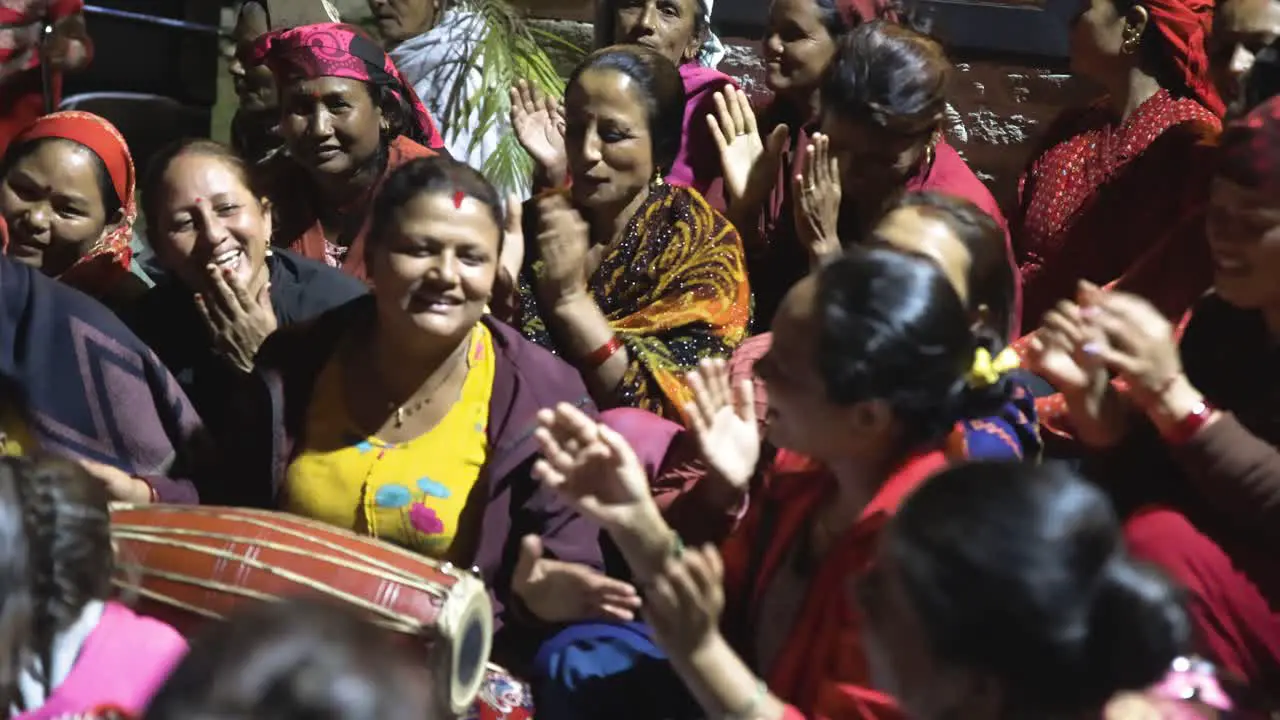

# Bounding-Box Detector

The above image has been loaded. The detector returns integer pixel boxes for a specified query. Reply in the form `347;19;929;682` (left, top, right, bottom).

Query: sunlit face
1070;0;1137;81
565;68;655;211
369;192;499;345
873;207;971;303
279;77;384;178
857;536;990;720
820;114;935;198
763;0;839;97
367;0;435;47
1211;0;1280;113
149;152;272;297
613;0;702;65
228;3;276;114
1205;176;1280;311
0;140;116;277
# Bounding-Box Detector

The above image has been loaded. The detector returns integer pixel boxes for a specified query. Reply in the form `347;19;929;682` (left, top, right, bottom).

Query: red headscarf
7;110;135;296
1144;0;1225;116
1218;94;1280;190
246;23;445;151
837;0;900;26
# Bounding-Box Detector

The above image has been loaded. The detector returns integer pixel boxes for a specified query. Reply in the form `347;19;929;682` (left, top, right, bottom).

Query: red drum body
110;504;493;715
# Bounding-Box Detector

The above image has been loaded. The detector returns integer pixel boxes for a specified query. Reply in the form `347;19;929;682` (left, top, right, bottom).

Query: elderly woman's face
613;0;702;65
565;68;655;212
1211;0;1280;113
763;0;838;97
279;77;384;178
367;0;435;47
149;152;272;298
370;192;499;346
0;139;115;277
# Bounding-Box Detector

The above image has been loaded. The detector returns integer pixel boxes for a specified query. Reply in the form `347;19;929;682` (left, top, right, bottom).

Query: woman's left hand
792;133;842;267
196;267;278;373
533;193;591;304
77;459;152;503
512;535;642;622
645;544;725;657
1083;292;1184;409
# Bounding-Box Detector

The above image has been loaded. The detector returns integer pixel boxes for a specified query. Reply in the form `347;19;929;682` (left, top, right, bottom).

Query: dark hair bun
1085;556;1190;699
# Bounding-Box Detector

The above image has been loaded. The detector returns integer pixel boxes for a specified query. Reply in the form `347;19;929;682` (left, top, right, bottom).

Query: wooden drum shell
109;504;493;715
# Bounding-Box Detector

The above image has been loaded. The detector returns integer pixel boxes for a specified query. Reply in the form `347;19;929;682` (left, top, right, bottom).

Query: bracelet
725;678;768;720
581;336;624;369
1161;398;1215;447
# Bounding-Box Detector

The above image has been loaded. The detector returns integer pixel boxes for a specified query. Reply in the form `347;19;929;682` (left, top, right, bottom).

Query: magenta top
666;63;736;211
14;602;187;720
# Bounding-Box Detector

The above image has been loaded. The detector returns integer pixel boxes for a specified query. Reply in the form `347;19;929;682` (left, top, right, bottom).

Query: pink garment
666;64;736;211
15;602;187;720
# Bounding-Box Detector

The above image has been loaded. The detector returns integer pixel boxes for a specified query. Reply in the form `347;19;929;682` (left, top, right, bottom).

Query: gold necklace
371;332;472;429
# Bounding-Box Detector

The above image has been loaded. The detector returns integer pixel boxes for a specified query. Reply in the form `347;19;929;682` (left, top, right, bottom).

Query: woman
511;0;735;206
532;247;1013;719
0;111;147;309
1025;94;1280;707
228;0;282;166
715;19;1012;331
638;462;1229;720
0;456;187;720
124;138;368;456
1013;0;1223;334
0;247;207;503
234;155;628;669
247;22;447;281
0;0;91;154
512;46;749;423
146;598;437;720
1210;0;1280;115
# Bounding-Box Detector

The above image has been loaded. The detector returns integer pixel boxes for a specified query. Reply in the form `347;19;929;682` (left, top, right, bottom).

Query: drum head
433;572;493;715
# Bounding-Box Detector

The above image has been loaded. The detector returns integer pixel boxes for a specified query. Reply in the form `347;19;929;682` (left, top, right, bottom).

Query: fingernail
1080;306;1098;319
1082;342;1102;355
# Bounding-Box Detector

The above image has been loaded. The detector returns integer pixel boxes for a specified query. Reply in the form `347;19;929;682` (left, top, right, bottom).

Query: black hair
595;0;710;57
566;45;687;175
140;137;269;239
368;81;432;149
0;138;123;221
888;192;1016;348
822;21;951;134
807;0;924;39
0;458;32;713
815;246;1005;450
365;154;505;268
0;456;113;712
1240;36;1280;113
144;597;441;720
885;461;1189;715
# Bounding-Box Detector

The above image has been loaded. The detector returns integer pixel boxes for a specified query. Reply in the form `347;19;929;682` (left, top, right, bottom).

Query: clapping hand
792;133;843;267
707;88;789;213
510;80;568;185
532;193;591;305
195;266;277;373
644;544;725;657
684;359;759;507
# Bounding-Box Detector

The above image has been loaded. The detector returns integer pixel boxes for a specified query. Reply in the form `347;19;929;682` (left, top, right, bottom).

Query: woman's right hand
707;88;789;213
532;402;662;535
510;80;568;184
685;359;759;507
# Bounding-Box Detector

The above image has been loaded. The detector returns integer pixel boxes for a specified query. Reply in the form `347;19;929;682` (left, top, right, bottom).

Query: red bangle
1162;399;1215;447
581;336;624;369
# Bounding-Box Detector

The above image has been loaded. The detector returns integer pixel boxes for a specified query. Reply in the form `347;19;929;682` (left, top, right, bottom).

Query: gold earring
1121;30;1141;54
652;167;666;187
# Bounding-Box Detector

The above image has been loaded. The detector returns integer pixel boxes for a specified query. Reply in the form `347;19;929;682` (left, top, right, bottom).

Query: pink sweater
14;602;187;720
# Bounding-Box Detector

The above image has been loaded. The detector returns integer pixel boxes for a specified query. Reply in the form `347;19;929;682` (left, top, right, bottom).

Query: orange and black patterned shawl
518;184;750;422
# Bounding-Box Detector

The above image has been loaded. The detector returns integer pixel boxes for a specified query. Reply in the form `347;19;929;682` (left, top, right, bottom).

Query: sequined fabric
1014;89;1221;333
518;184;751;422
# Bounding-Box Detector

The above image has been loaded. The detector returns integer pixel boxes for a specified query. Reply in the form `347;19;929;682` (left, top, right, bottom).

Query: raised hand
195;266;278;373
706;88;789;212
510;80;568;183
512;535;642;622
792;133;843;267
684;359;759;504
532;193;591;305
644;544;725;657
531;402;658;533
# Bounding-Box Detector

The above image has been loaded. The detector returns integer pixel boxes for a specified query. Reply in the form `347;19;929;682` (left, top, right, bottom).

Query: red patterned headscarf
247;23;445;151
837;0;900;25
1144;0;1225;116
7;110;135;294
1218;94;1280;191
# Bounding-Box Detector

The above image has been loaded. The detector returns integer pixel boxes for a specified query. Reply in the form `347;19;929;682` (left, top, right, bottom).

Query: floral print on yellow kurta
283;323;494;558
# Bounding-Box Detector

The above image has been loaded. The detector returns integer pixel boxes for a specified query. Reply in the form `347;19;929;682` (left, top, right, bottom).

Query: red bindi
453;190;466;209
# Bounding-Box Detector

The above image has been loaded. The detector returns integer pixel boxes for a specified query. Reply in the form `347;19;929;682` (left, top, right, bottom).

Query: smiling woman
0;111;146;311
